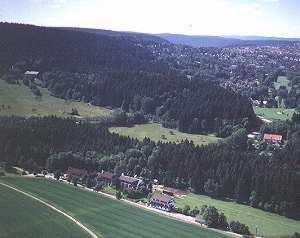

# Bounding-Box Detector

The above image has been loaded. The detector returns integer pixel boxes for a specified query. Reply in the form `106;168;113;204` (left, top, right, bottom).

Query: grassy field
110;123;221;146
0;80;111;118
274;76;291;91
0;177;229;238
0;184;87;238
254;106;295;121
176;193;300;237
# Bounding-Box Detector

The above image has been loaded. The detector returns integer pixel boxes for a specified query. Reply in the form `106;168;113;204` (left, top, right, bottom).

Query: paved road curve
0;182;99;238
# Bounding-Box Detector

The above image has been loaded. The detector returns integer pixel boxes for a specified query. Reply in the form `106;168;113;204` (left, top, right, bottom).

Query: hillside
0;183;88;238
0;79;111;118
0;23;257;134
157;33;300;47
0;177;229;238
109;123;220;146
176;193;300;236
1;117;298;222
59;27;168;43
157;33;243;47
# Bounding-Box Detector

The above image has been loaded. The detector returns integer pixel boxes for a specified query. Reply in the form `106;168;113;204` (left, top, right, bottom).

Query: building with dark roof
119;175;143;190
149;192;175;211
66;167;87;181
97;171;114;185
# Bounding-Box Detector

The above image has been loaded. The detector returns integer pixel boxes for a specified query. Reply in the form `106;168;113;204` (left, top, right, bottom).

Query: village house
119;175;144;190
65;167;87;181
263;133;283;144
97;171;114;186
149;192;175;212
24;71;39;80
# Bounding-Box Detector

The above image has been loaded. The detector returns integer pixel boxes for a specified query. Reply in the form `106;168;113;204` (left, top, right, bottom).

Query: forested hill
0;23;257;133
58;27;168;44
0;22;161;74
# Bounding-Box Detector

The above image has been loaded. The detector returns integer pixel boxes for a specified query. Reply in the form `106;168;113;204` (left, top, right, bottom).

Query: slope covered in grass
110;123;220;146
1;177;229;238
176;193;300;237
0;184;88;238
0;80;111;118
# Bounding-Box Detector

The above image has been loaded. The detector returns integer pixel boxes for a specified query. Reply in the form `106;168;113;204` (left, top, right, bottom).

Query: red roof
263;133;282;142
97;171;114;180
66;167;87;177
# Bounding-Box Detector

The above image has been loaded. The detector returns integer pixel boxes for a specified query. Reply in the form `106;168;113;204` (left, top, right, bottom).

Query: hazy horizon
1;0;300;38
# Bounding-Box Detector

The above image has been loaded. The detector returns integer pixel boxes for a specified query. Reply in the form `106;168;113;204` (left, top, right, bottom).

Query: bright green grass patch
274;76;291;92
176;193;300;237
0;80;111;118
254;106;295;121
0;184;88;238
110;123;221;146
0;177;229;238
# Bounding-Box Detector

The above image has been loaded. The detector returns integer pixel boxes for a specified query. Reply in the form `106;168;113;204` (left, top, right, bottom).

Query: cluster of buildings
247;131;283;150
64;167;176;211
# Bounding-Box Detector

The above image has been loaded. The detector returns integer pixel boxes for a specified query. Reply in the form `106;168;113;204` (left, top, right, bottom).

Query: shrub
116;190;122;200
229;221;251;235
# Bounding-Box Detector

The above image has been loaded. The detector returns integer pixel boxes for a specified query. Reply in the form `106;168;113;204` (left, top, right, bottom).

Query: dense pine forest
0;23;257;134
0;116;299;219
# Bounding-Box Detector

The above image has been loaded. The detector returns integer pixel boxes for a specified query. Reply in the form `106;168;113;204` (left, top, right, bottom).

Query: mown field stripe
0;182;99;238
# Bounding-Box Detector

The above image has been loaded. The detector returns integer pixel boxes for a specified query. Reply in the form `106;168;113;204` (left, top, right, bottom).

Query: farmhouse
263;133;283;143
149;192;175;211
24;71;39;80
119;175;143;190
66;167;87;180
97;171;114;185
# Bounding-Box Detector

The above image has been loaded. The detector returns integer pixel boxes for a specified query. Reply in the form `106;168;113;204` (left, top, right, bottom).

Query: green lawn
0;184;88;238
176;193;300;237
254;106;295;121
274;76;291;92
0;177;229;238
0;80;111;118
110;123;221;146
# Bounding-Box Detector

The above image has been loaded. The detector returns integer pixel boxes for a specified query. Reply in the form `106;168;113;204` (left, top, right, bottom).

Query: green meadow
0;177;229;238
110;123;221;146
176;193;300;237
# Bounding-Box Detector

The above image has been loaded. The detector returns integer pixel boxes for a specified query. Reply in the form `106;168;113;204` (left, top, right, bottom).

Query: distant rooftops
98;171;114;180
119;175;141;184
263;133;282;142
151;192;174;204
24;71;39;75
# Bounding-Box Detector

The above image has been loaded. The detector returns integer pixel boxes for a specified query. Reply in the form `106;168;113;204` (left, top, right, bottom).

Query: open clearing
0;183;88;238
254;106;295;121
0;79;111;118
176;193;300;237
0;177;229;238
274;76;291;91
110;123;221;146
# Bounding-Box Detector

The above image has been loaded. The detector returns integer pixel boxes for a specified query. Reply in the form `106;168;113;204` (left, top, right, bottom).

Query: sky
0;0;300;37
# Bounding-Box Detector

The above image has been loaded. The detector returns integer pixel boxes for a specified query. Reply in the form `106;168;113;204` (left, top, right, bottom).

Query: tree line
0;116;298;219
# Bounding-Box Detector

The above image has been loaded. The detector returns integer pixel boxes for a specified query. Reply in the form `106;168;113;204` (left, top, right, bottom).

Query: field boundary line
0;182;98;238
